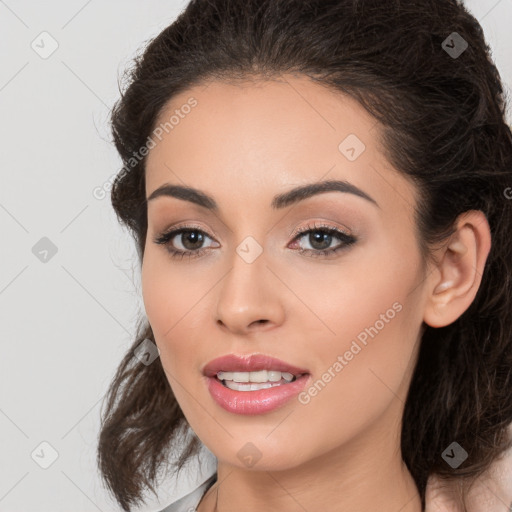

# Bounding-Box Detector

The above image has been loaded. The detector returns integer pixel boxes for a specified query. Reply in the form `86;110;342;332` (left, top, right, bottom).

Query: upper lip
203;353;310;378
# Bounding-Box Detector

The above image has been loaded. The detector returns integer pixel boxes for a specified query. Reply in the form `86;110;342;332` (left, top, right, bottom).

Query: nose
214;247;285;335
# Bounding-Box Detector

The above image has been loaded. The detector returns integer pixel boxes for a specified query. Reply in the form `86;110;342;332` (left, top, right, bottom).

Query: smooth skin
141;74;491;512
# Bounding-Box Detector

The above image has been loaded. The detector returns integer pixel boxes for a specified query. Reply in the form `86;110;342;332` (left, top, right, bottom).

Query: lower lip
205;374;310;415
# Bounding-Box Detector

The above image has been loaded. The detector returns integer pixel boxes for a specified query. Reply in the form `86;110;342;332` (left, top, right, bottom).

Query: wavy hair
97;0;512;510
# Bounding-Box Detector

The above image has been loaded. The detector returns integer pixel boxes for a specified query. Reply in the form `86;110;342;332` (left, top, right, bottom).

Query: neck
207;467;421;512
199;402;423;512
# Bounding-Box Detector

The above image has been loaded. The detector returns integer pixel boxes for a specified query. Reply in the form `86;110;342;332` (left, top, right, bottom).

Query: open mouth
215;369;306;391
205;363;312;414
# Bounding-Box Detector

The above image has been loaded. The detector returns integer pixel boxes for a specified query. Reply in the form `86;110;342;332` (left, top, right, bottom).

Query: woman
97;1;512;511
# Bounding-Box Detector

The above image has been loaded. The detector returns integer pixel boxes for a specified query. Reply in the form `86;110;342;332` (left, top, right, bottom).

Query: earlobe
423;210;491;329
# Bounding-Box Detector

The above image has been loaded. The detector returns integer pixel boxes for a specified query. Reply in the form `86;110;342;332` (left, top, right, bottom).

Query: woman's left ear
423;210;492;328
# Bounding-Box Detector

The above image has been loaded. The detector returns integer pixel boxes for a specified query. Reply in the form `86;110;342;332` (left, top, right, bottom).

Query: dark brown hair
97;0;512;510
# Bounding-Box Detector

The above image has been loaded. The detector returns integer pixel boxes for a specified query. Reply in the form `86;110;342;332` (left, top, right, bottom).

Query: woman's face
142;75;431;471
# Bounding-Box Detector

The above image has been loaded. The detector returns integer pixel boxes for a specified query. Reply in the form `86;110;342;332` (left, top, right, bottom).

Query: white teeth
224;381;279;391
217;370;296;383
268;370;284;382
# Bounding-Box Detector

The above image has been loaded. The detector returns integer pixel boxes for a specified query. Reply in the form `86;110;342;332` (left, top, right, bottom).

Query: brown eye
177;230;206;250
153;226;218;260
290;223;357;258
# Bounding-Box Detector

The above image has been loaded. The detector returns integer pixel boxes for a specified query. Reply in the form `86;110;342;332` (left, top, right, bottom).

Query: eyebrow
146;179;379;210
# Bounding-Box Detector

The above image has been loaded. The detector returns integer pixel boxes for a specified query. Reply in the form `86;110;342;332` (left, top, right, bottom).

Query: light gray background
1;1;511;511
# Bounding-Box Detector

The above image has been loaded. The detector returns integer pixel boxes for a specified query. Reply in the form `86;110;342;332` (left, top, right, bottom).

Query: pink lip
202;354;311;415
202;353;309;377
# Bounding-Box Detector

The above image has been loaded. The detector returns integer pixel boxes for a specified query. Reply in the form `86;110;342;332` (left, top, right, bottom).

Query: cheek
140;249;214;373
296;299;419;453
141;252;174;331
284;234;418;348
142;249;199;330
296;237;423;411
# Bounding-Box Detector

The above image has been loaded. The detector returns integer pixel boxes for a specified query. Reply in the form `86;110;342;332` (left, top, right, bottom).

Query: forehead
144;75;417;217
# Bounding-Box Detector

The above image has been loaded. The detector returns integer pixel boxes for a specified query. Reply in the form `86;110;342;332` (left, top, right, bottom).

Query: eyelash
153;222;357;260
